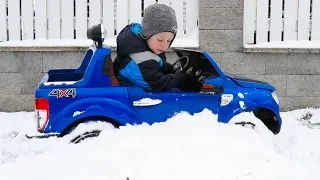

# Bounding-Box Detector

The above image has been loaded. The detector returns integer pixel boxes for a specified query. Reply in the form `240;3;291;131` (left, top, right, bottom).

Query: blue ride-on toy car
32;24;282;143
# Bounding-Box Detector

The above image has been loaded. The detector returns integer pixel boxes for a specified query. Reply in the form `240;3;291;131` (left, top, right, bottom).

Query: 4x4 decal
49;88;76;98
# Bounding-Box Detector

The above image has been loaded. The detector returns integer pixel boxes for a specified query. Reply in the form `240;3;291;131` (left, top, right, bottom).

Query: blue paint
35;43;282;136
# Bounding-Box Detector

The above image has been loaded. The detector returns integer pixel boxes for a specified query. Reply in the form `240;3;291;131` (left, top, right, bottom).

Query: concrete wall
199;0;320;111
0;0;319;112
0;51;83;111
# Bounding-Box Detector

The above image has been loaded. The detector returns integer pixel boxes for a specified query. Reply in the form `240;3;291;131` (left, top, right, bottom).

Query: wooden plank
21;0;34;40
0;0;7;41
297;0;310;40
172;0;184;38
116;0;128;35
185;0;198;41
34;0;47;39
283;0;298;40
311;0;320;40
89;0;101;28
76;0;88;38
144;0;156;10
129;0;142;24
243;0;255;44
256;0;269;43
61;0;74;39
7;0;20;40
157;0;170;6
103;0;115;38
270;0;282;41
47;0;61;39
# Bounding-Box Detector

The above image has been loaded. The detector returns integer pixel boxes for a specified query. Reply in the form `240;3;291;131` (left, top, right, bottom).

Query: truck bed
46;49;94;82
47;71;84;82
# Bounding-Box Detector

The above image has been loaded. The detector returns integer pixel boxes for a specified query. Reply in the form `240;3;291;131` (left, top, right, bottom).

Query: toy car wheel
70;130;101;144
67;121;115;144
234;121;256;129
228;112;273;137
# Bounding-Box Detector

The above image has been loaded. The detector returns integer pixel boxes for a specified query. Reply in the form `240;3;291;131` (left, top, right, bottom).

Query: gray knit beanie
140;3;178;39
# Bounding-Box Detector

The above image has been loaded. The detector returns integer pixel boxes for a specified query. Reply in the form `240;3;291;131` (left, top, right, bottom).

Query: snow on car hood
226;73;275;91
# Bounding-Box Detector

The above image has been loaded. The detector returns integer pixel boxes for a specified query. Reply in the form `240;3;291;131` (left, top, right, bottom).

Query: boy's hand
174;68;186;79
167;63;174;73
171;68;187;91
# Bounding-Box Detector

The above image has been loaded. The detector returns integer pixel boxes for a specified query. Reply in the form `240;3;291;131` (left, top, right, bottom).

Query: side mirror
201;77;224;94
87;24;106;47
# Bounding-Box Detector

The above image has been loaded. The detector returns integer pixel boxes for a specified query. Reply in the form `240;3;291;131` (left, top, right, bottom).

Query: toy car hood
225;73;275;91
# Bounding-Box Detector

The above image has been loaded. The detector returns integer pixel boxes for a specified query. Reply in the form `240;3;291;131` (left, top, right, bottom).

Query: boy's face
147;32;175;55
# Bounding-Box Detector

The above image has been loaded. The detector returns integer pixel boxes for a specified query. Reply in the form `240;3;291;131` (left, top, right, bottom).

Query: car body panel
127;87;220;124
34;44;282;135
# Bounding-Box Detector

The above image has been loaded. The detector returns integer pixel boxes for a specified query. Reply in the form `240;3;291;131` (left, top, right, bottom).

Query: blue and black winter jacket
113;23;184;92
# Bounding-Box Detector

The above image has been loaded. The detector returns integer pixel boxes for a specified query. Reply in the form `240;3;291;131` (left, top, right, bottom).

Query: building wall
0;0;319;112
199;0;320;111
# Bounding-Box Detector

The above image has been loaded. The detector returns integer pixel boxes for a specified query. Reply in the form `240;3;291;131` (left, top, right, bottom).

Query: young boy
113;3;186;92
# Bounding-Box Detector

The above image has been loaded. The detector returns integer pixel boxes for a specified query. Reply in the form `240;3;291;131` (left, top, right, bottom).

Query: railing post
0;0;7;41
243;0;255;45
0;0;199;48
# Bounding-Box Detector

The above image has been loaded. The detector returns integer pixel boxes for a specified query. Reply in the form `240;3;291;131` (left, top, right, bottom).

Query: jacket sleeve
138;59;185;92
162;62;174;74
158;52;174;74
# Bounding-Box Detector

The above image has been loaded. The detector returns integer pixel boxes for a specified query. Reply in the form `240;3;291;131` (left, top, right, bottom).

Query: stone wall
199;0;320;111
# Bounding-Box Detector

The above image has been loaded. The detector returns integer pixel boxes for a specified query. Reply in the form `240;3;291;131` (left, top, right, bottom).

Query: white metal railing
243;0;320;49
0;0;199;47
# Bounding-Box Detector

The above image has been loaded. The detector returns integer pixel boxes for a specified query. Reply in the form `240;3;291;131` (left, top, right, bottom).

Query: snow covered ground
1;108;320;180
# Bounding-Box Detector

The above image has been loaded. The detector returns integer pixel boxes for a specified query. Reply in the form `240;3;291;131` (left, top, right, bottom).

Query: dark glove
166;63;174;73
174;69;186;80
167;70;186;90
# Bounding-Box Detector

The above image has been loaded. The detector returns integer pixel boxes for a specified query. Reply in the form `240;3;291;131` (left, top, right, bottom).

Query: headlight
221;94;233;106
272;92;279;105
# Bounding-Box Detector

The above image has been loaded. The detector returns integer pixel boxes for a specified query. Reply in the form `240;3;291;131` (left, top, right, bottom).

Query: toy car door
127;87;221;124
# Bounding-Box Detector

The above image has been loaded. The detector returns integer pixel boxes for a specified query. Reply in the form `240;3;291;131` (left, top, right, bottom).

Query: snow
238;92;244;99
73;111;85;117
44;81;77;86
2;39;319;49
1;108;320;179
0;38;199;48
0;39;111;47
239;101;246;109
245;40;320;49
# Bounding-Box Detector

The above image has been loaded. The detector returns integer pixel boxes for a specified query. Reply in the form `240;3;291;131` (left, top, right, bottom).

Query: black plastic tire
70;130;101;144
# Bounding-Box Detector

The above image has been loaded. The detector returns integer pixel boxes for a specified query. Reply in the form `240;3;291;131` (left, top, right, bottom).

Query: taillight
35;98;49;132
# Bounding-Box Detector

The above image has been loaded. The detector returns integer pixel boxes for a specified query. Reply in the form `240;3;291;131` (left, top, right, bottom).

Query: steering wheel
172;56;190;73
